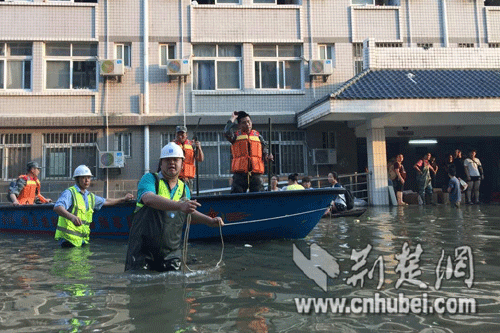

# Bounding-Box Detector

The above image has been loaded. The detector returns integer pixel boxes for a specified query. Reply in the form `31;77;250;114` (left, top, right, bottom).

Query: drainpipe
442;0;449;47
143;0;150;174
406;0;412;46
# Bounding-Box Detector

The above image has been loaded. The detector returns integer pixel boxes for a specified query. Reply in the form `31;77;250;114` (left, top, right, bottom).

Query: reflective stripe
56;225;87;238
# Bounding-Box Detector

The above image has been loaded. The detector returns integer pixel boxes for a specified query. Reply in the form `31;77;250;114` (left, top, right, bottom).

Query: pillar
367;121;389;206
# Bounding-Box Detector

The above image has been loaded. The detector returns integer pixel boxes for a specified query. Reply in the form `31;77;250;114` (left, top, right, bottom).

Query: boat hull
0;188;342;241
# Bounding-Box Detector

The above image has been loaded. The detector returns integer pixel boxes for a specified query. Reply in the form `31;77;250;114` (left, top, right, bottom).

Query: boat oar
267;117;272;191
193;117;202;196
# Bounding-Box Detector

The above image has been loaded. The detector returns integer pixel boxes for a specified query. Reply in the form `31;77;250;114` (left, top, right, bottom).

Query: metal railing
197;172;371;202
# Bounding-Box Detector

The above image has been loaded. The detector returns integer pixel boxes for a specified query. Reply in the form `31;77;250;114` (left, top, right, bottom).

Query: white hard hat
160;142;185;159
73;165;93;178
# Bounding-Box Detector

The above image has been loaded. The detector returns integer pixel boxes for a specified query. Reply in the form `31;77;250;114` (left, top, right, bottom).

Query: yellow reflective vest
54;186;95;247
286;184;305;191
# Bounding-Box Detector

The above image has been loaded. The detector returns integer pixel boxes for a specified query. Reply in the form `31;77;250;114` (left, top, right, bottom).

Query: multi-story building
1;0;500;205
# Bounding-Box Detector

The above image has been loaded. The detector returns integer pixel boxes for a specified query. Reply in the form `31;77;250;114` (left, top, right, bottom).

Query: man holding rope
125;142;223;272
224;111;273;193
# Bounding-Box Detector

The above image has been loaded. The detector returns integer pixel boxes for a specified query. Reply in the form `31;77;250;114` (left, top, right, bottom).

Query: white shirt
463;157;482;177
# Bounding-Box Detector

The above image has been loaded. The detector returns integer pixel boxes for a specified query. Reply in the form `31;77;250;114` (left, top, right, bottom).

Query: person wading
53;165;134;248
125;142;223;272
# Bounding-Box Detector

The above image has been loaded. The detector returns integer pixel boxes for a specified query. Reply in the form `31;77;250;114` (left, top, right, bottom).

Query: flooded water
1;205;500;332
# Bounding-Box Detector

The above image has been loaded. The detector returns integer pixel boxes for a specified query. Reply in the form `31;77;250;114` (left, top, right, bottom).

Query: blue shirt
448;176;461;204
54;184;105;212
137;172;191;203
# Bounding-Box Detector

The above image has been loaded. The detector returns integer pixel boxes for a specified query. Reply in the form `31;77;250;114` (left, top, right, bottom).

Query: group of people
388;149;484;207
6;110;353;272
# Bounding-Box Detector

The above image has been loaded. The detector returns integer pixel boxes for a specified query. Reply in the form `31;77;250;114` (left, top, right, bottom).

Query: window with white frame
43;133;97;179
159;44;176;66
0;43;32;90
319;44;336;67
193;44;242;90
254;44;302;90
115;43;131;68
322;131;336;149
352;43;364;76
254;0;300;4
114;133;131;157
45;43;97;90
0;134;31;181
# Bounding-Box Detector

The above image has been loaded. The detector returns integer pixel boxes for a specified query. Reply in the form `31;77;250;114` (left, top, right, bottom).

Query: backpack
6;181;16;203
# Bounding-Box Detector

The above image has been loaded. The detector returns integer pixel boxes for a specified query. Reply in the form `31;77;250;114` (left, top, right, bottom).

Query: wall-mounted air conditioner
312;149;337;165
309;59;333;76
99;59;124;76
99;151;125;168
165;59;191;76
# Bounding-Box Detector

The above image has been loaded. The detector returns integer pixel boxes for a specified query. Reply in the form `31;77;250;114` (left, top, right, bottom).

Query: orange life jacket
176;139;196;179
17;175;47;205
231;130;265;174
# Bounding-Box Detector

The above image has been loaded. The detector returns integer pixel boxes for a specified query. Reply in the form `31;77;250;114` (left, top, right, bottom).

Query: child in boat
301;176;313;189
53;165;134;248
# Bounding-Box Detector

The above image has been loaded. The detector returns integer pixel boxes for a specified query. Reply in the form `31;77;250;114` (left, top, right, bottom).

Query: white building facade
1;0;500;204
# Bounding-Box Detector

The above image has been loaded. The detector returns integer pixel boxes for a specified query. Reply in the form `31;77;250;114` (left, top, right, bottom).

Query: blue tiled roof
334;69;500;100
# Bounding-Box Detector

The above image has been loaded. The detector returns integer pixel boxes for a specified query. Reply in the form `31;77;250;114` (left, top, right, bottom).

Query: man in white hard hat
125;142;224;272
54;165;134;248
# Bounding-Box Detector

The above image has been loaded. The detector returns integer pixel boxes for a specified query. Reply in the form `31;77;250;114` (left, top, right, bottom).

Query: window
115;43;131;68
261;131;307;175
352;43;364;76
0;134;31;181
43;133;97;179
254;44;302;90
458;43;474;48
254;0;300;4
159;44;176;66
485;0;500;6
319;44;336;67
48;0;98;2
114;133;131;157
322;132;336;149
375;42;402;47
0;43;32;90
45;43;97;90
193;44;242;90
489;43;500;48
195;0;240;3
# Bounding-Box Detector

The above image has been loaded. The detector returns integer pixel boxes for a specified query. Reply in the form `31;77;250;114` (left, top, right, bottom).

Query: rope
216;207;327;226
182;211;224;274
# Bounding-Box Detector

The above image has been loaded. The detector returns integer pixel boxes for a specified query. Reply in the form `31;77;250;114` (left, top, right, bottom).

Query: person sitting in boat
264;175;280;191
9;161;52;206
324;172;347;215
282;173;305;191
224;111;273;193
301;176;313;189
124;142;224;272
53;165;134;248
174;125;204;190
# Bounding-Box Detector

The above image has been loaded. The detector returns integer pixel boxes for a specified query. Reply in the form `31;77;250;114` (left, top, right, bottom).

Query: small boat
0;188;344;241
328;207;367;218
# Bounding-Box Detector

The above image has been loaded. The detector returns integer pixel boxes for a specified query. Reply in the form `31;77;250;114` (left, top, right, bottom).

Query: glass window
43;133;97;179
193;44;241;90
160;44;176;66
254;44;302;90
115;43;131;67
114;133;132;157
45;43;97;90
0;43;32;90
0;134;31;181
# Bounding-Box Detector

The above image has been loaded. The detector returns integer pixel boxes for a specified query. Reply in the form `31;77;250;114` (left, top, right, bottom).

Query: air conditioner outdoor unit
312;149;337;165
99;151;125;168
309;59;333;76
99;59;124;76
165;59;191;76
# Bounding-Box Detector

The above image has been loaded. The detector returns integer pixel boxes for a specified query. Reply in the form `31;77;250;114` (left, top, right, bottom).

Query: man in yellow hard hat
125;142;224;272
